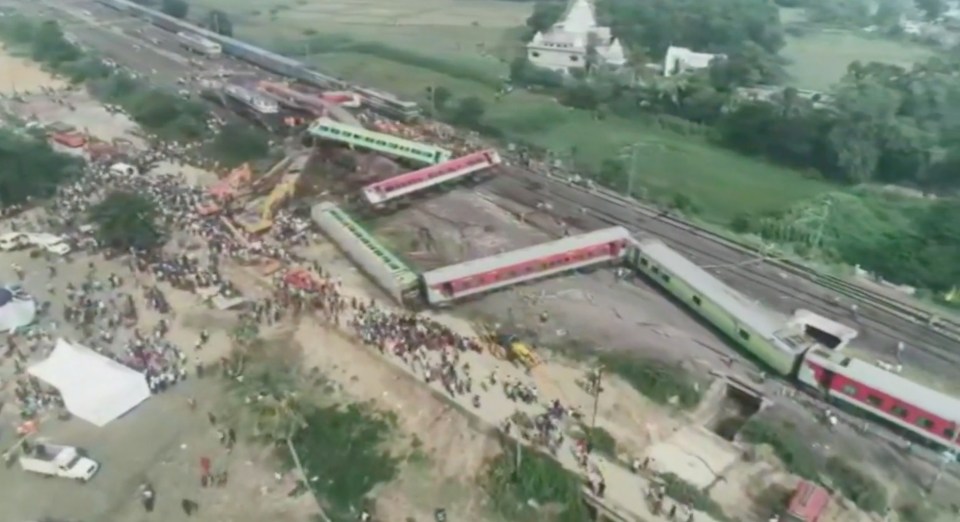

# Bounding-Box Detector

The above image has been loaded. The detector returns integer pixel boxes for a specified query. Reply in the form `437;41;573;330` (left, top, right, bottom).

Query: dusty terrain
0;46;66;94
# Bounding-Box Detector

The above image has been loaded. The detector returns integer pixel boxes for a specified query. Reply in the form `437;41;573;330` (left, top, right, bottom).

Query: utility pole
590;365;604;430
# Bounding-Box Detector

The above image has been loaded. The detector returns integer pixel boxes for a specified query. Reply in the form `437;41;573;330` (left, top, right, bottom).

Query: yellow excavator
476;323;541;369
239;173;300;234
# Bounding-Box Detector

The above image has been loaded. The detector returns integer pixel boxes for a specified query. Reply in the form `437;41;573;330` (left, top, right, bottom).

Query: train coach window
661;273;671;283
639;257;648;266
916;417;934;430
692;295;702;306
891;405;909;419
866;395;883;408
652;266;660;275
945;429;956;440
738;328;750;341
841;384;858;396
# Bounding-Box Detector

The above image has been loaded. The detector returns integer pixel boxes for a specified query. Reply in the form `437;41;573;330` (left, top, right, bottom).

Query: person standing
181;498;199;515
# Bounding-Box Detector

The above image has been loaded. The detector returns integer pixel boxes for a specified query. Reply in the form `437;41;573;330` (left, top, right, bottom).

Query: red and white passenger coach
421;226;631;305
799;347;960;452
362;149;501;206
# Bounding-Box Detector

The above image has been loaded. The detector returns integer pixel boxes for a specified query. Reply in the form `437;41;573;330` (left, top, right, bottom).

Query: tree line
512;0;960;192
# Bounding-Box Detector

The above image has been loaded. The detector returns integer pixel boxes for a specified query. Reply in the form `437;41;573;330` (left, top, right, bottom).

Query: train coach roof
422;226;631;286
637;239;806;354
817;349;960;425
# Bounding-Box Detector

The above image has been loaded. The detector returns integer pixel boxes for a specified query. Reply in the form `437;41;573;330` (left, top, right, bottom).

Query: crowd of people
0;98;713;521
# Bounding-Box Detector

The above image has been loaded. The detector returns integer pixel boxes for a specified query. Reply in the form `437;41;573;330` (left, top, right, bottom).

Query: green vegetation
740;419;889;513
825;456;888;513
740;419;820;479
782;32;932;90
659;472;735;522
484;438;592;522
0;129;82;206
582;426;617;459
228;339;400;521
597;354;702;410
0;16;212;142
745;190;960;294
207;122;271;168
89;191;166;250
161;0;189;19
292;405;400;519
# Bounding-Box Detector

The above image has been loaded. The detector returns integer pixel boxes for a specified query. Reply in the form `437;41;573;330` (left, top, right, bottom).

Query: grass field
190;0;835;223
782;30;934;91
306;52;833;221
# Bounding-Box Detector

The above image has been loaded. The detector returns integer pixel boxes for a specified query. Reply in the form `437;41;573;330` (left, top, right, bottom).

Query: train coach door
609;240;624;258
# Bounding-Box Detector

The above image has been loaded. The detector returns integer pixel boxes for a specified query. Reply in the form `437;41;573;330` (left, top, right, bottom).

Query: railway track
36;0;960;369
488;169;960;342
525;172;960;341
489;176;960;370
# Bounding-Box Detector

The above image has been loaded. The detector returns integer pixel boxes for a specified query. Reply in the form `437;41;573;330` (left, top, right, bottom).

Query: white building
663;46;724;77
526;0;626;73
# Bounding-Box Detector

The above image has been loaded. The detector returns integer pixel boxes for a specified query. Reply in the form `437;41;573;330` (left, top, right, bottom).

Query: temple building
526;0;626;72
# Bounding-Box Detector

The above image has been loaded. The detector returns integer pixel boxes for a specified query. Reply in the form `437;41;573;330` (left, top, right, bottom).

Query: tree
207;10;233;36
0;129;81;206
161;0;189;19
598;0;785;58
525;0;565;36
31;20;81;65
915;0;946;21
209;123;270;167
427;85;452;110
89;191;164;250
450;96;486;127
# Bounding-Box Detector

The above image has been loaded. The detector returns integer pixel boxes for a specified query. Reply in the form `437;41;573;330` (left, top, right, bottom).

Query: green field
782;30;933;91
190;0;835;223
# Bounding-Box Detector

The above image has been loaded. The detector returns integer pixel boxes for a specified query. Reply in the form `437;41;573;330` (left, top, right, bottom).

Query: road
13;0;960;379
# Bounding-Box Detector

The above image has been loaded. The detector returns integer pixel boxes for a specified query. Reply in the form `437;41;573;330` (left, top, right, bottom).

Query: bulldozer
476;323;541;369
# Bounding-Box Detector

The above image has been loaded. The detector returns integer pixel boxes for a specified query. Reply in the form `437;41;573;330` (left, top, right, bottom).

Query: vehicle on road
19;443;99;481
0;232;28;251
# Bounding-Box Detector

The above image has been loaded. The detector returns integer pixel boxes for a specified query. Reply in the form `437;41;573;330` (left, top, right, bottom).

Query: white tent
0;286;37;333
28;339;151;427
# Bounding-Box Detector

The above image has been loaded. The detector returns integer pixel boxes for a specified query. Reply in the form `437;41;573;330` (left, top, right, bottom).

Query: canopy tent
28;339;151;427
0;286;37;333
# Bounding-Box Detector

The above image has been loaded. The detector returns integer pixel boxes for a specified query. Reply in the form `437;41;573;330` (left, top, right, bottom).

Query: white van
109;162;138;176
0;233;27;251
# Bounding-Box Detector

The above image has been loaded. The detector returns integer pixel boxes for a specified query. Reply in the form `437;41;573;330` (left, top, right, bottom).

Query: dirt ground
0;46;66;94
375;190;735;371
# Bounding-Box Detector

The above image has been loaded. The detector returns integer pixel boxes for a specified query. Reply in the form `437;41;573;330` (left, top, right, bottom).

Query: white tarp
0;286;37;333
28;339;151;427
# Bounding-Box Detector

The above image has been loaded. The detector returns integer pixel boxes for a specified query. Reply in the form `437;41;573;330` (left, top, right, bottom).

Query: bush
292;404;400;519
207;123;270;167
583;426;617;458
659;472;734;521
739;419;820;480
824;457;887;513
0;129;82;205
484;439;591;522
599;354;702;410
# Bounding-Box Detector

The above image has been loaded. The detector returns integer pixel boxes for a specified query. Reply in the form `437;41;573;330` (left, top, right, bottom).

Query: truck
20;444;100;482
19;443;99;482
